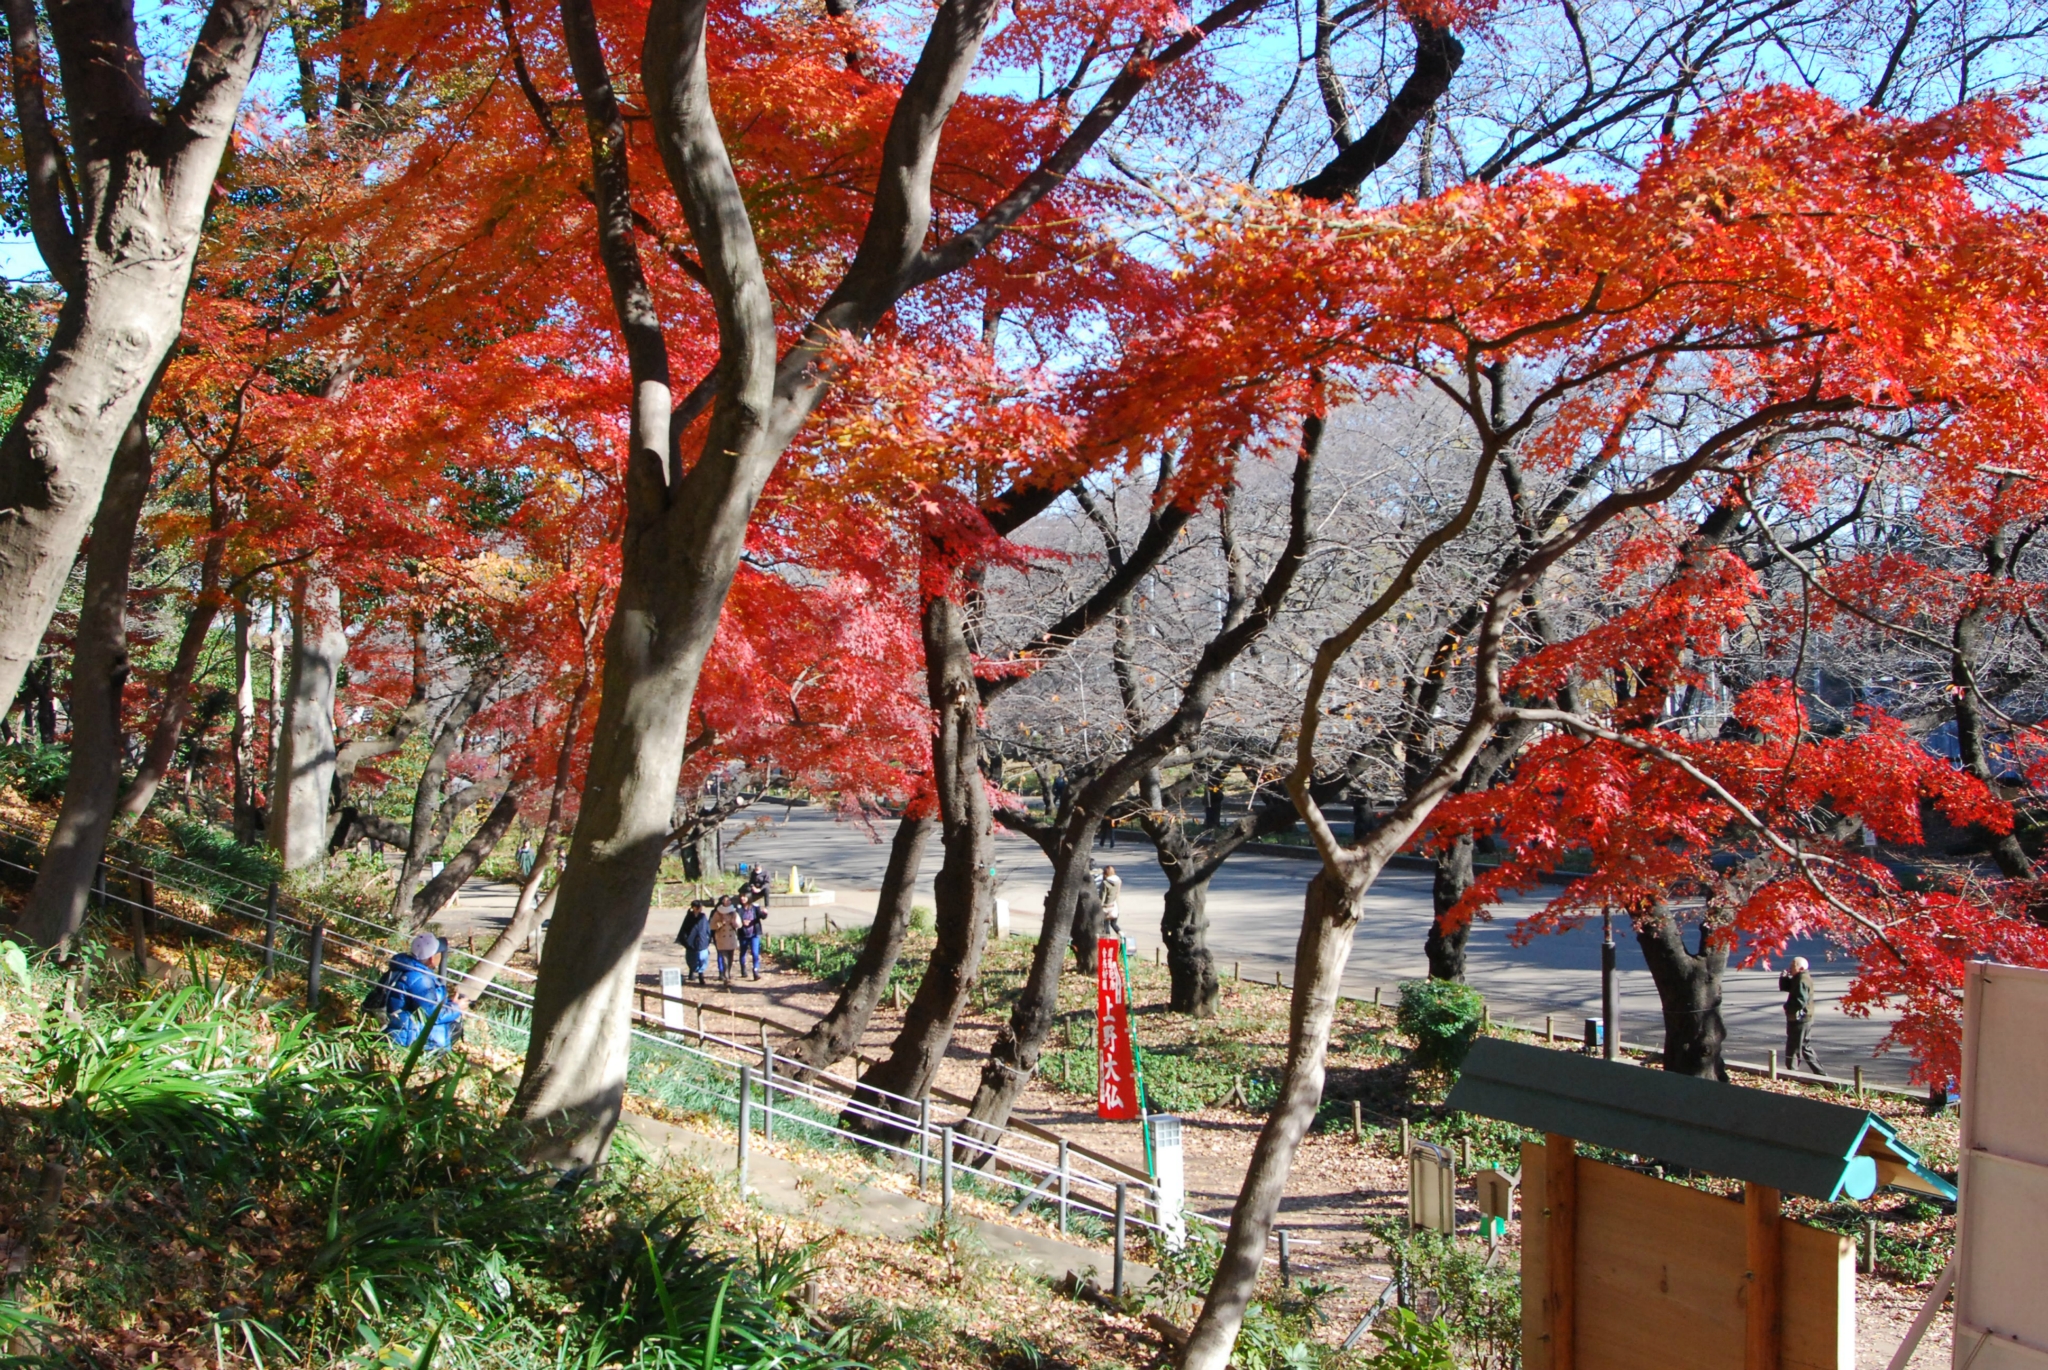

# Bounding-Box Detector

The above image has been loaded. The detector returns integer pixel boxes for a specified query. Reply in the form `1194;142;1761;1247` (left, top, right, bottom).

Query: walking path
621;1111;1155;1293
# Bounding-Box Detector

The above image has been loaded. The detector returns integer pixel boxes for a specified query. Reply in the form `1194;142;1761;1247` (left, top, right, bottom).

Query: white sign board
1152;1114;1186;1251
660;966;687;1030
1955;960;2048;1368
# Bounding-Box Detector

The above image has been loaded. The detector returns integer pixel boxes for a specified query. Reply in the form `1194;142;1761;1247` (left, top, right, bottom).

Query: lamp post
1601;907;1618;1060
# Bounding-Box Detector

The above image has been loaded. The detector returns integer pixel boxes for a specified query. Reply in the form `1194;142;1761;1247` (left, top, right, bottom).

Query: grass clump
1;949;903;1369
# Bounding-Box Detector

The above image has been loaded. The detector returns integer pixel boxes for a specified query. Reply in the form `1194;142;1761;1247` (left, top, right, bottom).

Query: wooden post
1113;1182;1129;1298
1278;1228;1292;1286
1854;1065;1865;1100
918;1095;932;1189
1768;1049;1778;1080
128;892;148;985
760;1038;775;1141
940;1126;954;1220
1745;1183;1782;1370
1545;1013;1554;1043
1351;1099;1363;1142
1234;960;1241;981
1373;985;1381;1009
737;1064;752;1192
261;882;279;978
1057;1139;1070;1234
1543;1134;1578;1370
1399;1118;1411;1157
305;922;326;1010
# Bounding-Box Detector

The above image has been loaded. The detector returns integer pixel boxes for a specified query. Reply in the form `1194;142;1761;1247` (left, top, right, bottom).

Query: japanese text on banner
1097;938;1141;1120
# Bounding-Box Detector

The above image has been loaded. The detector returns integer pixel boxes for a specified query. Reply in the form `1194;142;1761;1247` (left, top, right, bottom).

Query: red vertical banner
1097;937;1141;1120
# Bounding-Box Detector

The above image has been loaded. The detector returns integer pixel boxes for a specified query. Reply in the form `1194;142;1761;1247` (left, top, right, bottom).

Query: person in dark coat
1779;956;1825;1075
736;895;765;980
676;901;712;985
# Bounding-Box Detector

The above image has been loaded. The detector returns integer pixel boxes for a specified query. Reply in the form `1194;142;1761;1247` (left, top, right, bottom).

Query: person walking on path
1780;956;1826;1075
711;897;741;984
1097;865;1122;939
369;932;464;1051
516;840;536;879
676;900;712;985
736;896;764;980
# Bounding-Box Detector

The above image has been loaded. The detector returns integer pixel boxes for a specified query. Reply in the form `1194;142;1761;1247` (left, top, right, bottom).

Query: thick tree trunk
792;812;932;1072
1181;868;1370;1368
114;525;223;822
16;403;154;952
0;0;280;716
1069;881;1103;973
854;601;993;1117
1635;906;1730;1079
269;576;345;870
410;785;523;928
231;605;259;842
1150;815;1220;1016
1424;834;1475;980
1161;879;1220;1016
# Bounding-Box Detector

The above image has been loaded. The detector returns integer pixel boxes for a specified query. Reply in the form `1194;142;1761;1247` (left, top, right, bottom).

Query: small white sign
1152;1114;1186;1251
660;966;687;1029
1409;1142;1456;1235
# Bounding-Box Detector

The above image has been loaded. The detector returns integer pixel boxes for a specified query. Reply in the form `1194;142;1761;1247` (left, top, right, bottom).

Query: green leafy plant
1397;980;1487;1074
1362;1308;1458;1370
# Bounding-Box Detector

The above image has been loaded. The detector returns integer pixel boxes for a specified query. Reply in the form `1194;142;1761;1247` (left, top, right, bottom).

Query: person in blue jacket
371;932;464;1051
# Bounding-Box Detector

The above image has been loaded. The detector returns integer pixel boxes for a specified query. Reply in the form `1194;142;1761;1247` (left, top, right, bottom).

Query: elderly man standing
1778;956;1826;1075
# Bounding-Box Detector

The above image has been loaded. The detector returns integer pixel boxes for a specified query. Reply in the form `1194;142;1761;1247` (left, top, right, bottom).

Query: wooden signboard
1954;961;2048;1369
1521;1139;1854;1370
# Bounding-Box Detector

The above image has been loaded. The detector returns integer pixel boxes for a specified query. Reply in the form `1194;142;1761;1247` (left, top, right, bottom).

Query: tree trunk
409;784;523;928
389;672;492;920
1181;868;1369;1370
1424;834;1475;980
16;402;154;952
1635;906;1730;1079
791;812;932;1072
231;604;259;842
114;518;224;823
853;600;993;1118
459;673;591;1000
0;0;281;717
1150;814;1221;1016
269;575;345;871
1161;878;1220;1017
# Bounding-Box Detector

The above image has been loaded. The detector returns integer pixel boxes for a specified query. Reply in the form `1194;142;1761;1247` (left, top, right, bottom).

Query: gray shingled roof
1444;1038;1954;1202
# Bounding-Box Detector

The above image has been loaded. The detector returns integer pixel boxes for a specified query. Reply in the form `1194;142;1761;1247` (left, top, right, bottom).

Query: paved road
715;806;1914;1085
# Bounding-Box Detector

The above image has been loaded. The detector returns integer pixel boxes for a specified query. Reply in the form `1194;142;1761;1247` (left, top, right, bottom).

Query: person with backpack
367;932;463;1051
736;895;765;980
676;900;712;985
710;897;741;983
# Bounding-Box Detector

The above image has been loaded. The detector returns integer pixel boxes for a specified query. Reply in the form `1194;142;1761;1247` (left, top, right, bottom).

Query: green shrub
0;742;69;801
18;969;907;1369
1369;1219;1520;1370
1397;980;1487;1073
1363;1308;1458;1370
907;905;935;933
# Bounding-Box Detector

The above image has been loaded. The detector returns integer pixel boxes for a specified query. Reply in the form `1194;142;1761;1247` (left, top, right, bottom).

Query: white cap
411;932;441;961
1792;956;1810;972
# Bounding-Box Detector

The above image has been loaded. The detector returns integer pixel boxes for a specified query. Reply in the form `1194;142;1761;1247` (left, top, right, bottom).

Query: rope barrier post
305;921;326;1011
917;1094;931;1189
737;1064;752;1193
92;861;106;914
1279;1228;1292;1287
1057;1139;1070;1234
761;1038;775;1141
940;1126;954;1221
261;882;279;979
128;888;148;986
1113;1182;1129;1299
1351;1099;1363;1143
